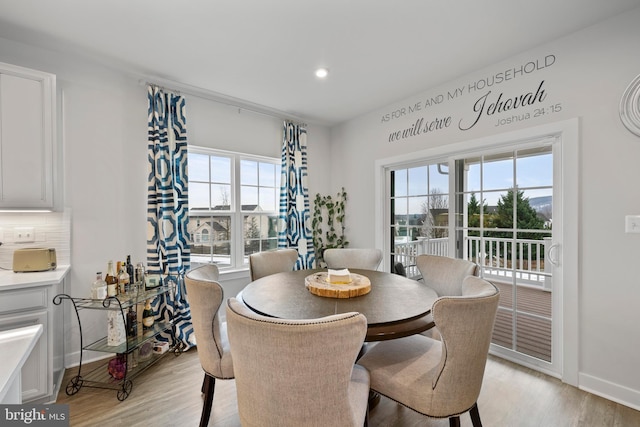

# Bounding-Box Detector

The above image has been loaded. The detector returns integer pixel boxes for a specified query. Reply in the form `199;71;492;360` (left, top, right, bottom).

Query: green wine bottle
142;299;155;330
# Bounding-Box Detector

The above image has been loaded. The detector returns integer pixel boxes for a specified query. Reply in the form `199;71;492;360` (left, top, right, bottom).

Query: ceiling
0;0;639;126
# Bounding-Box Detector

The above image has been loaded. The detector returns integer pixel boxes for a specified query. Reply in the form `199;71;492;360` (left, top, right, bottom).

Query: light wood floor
56;349;639;426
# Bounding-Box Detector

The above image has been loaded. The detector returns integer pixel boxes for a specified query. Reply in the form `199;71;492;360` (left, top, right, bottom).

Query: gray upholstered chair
416;254;479;296
226;297;370;427
324;248;383;270
357;276;499;427
184;264;234;427
248;248;298;281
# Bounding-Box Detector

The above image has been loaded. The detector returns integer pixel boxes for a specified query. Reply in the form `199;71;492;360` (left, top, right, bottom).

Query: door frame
374;118;579;386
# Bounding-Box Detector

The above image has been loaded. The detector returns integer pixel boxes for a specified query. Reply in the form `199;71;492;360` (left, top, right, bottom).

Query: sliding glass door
387;137;561;375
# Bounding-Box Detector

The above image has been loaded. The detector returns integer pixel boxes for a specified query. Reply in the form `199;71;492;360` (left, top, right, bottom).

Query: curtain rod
140;77;311;128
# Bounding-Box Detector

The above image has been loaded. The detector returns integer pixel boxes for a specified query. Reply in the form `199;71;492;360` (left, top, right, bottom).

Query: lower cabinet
0;273;66;403
0;310;48;402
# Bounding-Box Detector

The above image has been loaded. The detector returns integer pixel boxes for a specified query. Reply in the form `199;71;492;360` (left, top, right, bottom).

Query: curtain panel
278;121;315;269
146;85;193;350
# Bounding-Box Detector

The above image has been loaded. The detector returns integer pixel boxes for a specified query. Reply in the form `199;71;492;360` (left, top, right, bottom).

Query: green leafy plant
312;187;348;266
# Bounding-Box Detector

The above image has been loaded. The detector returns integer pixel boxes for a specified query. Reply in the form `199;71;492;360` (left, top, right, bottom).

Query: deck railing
394;236;552;289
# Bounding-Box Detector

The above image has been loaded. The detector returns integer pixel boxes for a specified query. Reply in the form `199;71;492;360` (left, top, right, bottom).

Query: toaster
13;248;57;272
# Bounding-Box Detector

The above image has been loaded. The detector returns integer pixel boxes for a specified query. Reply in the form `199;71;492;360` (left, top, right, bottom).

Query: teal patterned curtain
147;85;193;350
278;122;315;268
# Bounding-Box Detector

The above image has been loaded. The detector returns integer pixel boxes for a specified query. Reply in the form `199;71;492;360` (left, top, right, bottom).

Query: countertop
0;265;70;290
0;324;43;403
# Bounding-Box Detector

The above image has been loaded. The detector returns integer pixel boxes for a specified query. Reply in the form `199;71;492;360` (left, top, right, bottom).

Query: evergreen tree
492;189;544;234
489;189;545;259
467;192;487;230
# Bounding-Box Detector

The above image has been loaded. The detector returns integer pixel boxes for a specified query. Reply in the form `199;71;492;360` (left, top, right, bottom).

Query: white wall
0;37;332;364
331;8;640;410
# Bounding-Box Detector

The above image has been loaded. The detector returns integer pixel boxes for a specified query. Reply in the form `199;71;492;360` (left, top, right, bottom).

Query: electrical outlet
14;227;35;243
625;215;640;233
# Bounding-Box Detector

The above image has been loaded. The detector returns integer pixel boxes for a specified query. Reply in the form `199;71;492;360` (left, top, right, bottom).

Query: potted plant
312;187;348;266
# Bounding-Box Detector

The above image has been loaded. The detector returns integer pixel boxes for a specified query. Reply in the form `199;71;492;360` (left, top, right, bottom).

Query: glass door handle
547;243;560;266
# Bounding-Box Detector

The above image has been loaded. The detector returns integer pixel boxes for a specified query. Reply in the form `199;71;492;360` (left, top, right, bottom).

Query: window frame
188;146;281;271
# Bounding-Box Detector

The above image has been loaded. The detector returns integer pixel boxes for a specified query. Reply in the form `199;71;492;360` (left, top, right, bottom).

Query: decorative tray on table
304;271;371;298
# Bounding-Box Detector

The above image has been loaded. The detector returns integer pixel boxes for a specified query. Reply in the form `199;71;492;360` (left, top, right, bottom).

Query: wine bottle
126;255;135;289
105;261;118;297
118;263;130;295
126;306;138;337
142;299;155;330
91;272;107;299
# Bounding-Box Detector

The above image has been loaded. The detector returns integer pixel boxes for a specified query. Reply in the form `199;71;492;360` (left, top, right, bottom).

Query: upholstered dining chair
184;264;234;427
357;276;499;427
248;248;298;281
416;254;479;297
415;255;479;339
324;248;383;270
225;297;370;427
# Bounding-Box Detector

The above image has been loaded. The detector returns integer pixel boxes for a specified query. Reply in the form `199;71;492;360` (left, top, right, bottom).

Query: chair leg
201;373;206;393
363;400;369;427
469;402;483;427
449;416;461;427
200;374;216;427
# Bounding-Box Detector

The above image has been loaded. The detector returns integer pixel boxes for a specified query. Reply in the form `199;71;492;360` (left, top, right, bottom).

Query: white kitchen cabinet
0;62;56;210
0;267;69;403
0;309;48;402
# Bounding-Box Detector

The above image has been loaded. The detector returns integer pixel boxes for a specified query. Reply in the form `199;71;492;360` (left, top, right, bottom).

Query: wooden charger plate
305;272;371;299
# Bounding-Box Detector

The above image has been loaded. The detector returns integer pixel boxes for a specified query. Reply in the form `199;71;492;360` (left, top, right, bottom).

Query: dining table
239;268;438;342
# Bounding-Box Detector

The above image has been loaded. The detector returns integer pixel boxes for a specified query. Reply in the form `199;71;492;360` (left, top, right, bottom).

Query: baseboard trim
579;372;640;411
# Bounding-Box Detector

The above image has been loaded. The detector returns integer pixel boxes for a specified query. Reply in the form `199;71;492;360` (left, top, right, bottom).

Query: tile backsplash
0;208;71;270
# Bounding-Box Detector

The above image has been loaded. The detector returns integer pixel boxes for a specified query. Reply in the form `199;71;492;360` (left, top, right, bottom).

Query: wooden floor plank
55;348;640;426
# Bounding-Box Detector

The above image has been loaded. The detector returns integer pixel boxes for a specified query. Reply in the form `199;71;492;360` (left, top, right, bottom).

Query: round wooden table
239;269;438;341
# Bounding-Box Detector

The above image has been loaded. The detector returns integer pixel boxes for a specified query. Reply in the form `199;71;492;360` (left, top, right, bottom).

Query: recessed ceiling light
315;68;329;79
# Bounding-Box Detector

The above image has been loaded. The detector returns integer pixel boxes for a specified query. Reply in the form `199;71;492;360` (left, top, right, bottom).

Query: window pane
393;169;407;197
393;198;408;216
517;149;552;189
483;154;513;191
241;185;258;207
241;160;258;185
466;157;482;192
188;215;231;267
517;189;550;231
211;156;231;184
188;153;210;181
244;214;279;256
189;182;210;209
486;189;513;230
408;166;428;196
259;187;277;211
408;196;427;216
211;184;231;209
259;162;276;187
429;163;448;194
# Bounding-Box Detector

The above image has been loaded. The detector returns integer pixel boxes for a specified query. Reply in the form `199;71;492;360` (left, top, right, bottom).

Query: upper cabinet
0;62;56;210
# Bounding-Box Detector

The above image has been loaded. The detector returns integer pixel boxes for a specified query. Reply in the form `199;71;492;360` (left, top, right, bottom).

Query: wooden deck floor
490;280;552;362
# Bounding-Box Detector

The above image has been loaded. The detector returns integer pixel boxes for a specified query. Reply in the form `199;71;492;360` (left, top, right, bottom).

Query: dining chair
324;248;383;270
414;254;479;339
416;254;479;296
357;275;499;427
248;248;298;281
225;297;370;427
184;264;234;427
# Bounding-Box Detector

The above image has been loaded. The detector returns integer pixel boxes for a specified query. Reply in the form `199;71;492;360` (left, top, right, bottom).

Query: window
188;146;281;270
390;162;450;278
